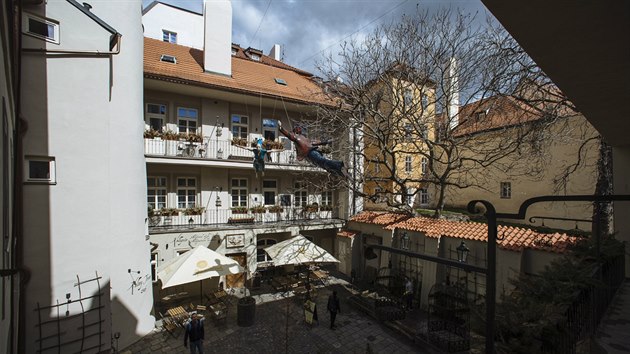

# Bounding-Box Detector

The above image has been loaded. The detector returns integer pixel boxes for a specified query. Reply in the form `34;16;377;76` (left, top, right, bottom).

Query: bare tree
315;9;563;217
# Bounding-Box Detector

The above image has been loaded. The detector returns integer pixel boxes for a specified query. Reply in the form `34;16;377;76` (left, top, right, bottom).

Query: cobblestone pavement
122;284;431;354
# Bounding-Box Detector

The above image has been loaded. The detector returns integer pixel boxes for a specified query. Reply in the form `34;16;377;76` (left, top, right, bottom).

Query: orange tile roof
337;230;358;238
349;211;412;225
144;38;332;106
353;212;575;253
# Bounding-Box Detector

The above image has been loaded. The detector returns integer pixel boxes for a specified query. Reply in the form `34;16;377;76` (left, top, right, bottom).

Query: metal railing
148;206;339;230
143;138;313;167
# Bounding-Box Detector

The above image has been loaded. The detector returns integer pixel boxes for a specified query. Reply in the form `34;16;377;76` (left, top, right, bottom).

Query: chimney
269;44;281;61
446;57;459;130
203;0;232;76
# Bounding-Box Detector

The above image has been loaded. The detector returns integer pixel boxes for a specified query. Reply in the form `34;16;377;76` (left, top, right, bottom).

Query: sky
142;0;489;75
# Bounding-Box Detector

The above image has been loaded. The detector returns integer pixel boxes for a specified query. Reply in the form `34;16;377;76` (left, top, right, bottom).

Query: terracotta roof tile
144;38;332;106
337;230;358;238
352;212;576;254
349;211;412;226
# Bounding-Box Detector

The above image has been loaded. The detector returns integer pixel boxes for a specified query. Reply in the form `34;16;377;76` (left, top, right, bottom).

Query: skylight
274;78;287;86
160;54;177;64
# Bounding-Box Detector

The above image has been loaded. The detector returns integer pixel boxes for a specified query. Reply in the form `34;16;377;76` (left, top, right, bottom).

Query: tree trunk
592;139;614;236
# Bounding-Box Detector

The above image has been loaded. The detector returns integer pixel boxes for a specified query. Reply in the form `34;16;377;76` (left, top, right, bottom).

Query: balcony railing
144;138;312;167
148;206;339;230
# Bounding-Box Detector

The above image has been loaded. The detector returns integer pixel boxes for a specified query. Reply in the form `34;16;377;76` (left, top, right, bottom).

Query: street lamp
456;241;470;263
400;231;410;250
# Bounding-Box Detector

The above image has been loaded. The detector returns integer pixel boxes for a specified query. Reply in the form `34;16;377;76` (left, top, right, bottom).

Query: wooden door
226;253;246;288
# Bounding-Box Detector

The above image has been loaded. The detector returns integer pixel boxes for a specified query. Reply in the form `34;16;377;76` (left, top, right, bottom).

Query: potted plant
231;206;248;214
162;130;179;155
268;205;284;213
144;128;161;139
320;204;333;212
159;207;179;216
250;205;267;214
231;137;248;147
184;206;205;215
304;204;319;213
262;139;284;150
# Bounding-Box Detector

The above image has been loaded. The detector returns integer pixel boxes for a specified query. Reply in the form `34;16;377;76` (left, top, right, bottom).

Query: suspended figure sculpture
236;137;283;177
278;121;348;178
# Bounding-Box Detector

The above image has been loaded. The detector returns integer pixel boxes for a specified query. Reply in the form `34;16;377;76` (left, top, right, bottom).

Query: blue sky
142;0;489;74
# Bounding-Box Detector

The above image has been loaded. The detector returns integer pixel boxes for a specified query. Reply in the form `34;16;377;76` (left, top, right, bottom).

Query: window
231;115;248;139
25;157;55;183
147;176;167;210
262;119;278;141
250;53;261;61
23;13;59;44
500;182;511;199
420;124;428;139
162;30;177;44
321;190;333;206
257;238;276;262
177;107;198;134
421;95;429;110
294;182;308;207
405;156;412;174
146;103;166;132
231;48;237;56
262;180;277;206
421;157;428;174
374;161;381;174
177;178;196;208
274;78;287;86
476;111;487;121
420;188;429;205
405;188;413;205
231;178;248;207
374;187;384;203
404;123;412;141
150;252;159;282
159;54;177;64
404;88;413;105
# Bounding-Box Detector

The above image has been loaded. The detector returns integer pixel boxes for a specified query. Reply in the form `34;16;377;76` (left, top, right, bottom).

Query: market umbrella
264;235;339;266
157;245;244;302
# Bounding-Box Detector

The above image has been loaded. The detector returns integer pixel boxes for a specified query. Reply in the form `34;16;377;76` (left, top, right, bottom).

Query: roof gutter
21;33;121;55
144;72;336;108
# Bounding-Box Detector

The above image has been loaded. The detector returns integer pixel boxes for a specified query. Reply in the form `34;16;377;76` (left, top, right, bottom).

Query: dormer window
162;30;177;44
475;111;486;121
160;55;177;64
231;48;237;56
251;53;261;61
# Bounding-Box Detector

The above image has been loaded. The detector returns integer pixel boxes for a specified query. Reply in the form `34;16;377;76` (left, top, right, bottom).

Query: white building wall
142;3;204;49
20;1;153;352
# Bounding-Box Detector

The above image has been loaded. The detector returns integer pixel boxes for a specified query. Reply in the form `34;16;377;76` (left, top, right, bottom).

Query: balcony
143;138;313;168
147;206;339;231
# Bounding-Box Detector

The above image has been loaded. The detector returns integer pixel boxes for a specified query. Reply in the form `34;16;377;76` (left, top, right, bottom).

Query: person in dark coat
278;121;348;178
184;313;204;354
327;290;341;329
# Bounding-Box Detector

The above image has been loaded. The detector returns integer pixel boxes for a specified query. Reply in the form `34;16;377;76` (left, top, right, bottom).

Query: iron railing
148;206;339;230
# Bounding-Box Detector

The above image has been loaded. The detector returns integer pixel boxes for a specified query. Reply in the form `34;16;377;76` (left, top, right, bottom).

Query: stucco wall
20;1;153;351
142;3;204;49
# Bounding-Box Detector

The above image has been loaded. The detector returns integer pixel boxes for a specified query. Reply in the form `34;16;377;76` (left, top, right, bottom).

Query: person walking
404;278;413;311
184;313;205;354
327;290;341;329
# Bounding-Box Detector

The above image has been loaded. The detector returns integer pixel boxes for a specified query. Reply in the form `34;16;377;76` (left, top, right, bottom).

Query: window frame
146;103;167;132
176;177;197;208
293;182;308;207
24;156;56;184
150;252;159;282
162;29;177;44
231;178;248;207
262;179;277;206
321;190;333;206
262;118;278;141
403;88;413;106
420;188;429;205
405;156;412;174
23;12;59;44
177;107;198;134
257;238;276;263
421;157;428;174
500;182;512;199
147;176;167;210
231;114;249;139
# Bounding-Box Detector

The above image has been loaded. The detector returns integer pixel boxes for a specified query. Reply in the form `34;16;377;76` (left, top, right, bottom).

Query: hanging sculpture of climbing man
236;137;283;177
278;121;348;178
